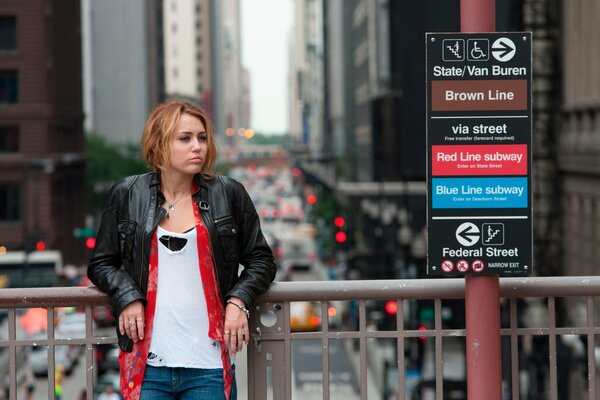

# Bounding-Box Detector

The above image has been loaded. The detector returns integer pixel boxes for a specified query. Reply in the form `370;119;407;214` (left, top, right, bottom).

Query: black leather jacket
87;172;276;351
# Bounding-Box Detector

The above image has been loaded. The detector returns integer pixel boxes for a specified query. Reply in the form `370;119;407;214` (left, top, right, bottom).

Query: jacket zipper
214;215;234;225
139;206;166;290
197;201;222;289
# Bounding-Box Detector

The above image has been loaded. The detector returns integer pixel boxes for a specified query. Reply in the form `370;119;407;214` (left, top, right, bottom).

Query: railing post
465;275;501;399
461;1;502;399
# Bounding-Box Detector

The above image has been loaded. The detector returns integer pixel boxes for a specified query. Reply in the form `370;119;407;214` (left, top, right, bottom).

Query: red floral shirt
118;201;233;400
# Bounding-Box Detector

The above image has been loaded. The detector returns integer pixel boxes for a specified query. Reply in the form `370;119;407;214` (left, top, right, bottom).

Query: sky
240;0;293;135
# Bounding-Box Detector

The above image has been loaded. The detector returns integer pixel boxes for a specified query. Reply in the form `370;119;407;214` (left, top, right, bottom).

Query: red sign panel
431;144;528;176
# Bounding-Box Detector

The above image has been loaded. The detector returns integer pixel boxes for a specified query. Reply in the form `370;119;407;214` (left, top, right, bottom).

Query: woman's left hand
224;297;249;355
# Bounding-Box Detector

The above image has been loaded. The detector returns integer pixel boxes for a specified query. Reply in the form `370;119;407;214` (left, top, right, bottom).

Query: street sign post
426;32;532;277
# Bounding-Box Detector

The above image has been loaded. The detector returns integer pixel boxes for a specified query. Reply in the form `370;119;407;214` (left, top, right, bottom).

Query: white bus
0;250;63;288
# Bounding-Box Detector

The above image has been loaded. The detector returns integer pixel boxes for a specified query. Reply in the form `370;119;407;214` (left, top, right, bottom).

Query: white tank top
147;225;222;368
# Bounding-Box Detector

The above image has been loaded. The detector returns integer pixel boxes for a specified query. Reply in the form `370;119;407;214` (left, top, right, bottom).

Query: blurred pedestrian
97;383;119;400
88;99;277;400
23;365;35;400
54;364;64;400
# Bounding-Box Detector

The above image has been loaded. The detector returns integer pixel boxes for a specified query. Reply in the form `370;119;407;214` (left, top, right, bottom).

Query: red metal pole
461;1;502;399
465;275;502;399
461;0;495;32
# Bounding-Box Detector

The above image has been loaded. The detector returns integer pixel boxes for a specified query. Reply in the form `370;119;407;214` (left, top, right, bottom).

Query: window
196;52;202;61
0;16;16;51
196;68;203;77
0;183;20;221
0;126;18;153
0;71;18;103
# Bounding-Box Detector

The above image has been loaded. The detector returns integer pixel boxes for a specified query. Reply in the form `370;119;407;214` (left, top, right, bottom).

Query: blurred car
56;311;86;338
96;343;119;375
279;235;317;272
290;301;321;332
27;334;79;376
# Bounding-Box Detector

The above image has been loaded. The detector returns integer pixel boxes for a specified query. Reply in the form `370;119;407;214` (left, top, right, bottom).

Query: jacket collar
150;172;211;210
193;175;210;211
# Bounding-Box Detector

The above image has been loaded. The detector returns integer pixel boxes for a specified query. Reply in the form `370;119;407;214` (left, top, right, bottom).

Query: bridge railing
1;277;599;399
248;277;600;400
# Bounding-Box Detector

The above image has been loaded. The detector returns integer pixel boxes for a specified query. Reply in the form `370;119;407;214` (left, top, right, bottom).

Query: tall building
163;0;213;114
0;0;86;264
289;0;326;154
213;0;244;139
289;0;308;148
241;68;252;129
82;0;164;143
559;0;600;278
164;0;245;146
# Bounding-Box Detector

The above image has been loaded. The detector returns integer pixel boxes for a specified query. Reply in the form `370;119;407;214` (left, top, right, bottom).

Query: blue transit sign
426;32;533;277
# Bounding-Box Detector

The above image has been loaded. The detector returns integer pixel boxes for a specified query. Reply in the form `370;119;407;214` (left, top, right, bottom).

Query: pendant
166;204;174;219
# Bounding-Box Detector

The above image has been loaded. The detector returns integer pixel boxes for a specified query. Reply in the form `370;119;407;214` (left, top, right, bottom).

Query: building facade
559;1;600;275
163;0;213;115
82;0;164;143
0;0;86;264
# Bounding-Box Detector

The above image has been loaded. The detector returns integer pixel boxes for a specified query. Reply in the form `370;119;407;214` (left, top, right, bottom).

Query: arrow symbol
456;222;480;246
491;37;516;62
458;225;479;241
492;40;513;58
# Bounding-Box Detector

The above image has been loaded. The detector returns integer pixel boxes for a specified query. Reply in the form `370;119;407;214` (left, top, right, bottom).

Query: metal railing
249;277;600;400
1;277;599;399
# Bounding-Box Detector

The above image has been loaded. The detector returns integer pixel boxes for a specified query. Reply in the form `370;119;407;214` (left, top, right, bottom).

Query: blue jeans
140;365;237;400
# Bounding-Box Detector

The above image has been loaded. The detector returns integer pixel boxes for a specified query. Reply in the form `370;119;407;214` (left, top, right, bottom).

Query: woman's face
167;113;208;176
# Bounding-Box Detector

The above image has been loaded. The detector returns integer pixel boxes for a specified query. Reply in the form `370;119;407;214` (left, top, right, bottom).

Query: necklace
164;191;190;219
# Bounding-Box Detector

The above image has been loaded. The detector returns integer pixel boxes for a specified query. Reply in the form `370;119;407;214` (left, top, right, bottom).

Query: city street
291;339;359;399
17;353;87;400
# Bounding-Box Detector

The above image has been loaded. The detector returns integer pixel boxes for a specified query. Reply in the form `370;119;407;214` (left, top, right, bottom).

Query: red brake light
385;301;398;315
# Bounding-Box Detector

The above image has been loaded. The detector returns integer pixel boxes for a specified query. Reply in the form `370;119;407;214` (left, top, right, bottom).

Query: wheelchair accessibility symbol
467;39;489;61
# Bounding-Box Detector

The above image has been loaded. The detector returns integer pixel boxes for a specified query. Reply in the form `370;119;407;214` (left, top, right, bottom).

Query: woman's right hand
118;300;145;342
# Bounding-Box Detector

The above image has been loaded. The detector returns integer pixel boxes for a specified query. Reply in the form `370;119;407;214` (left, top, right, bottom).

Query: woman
88;100;277;400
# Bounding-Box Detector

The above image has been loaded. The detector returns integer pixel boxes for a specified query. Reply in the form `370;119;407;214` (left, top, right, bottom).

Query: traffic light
333;216;347;244
334;231;347;243
25;232;46;253
85;237;96;250
385;300;398;315
306;194;317;205
74;227;97;251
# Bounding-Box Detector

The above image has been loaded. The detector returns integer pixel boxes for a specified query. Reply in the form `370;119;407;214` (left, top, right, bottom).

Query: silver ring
128;320;135;326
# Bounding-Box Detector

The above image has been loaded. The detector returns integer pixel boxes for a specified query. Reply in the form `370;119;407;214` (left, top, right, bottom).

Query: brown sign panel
431;80;527;111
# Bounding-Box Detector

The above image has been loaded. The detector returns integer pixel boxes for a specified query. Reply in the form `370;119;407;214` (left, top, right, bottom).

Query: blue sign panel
432;177;527;209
